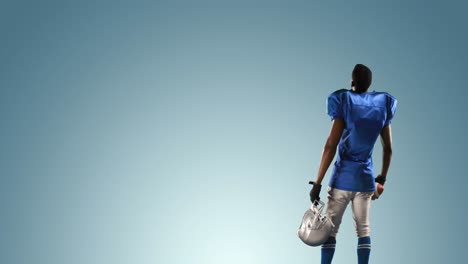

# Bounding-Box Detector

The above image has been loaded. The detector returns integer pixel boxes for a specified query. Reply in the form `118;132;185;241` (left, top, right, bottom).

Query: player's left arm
313;118;345;185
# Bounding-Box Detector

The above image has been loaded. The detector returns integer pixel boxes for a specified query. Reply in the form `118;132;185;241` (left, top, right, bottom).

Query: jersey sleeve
384;95;397;126
326;90;345;121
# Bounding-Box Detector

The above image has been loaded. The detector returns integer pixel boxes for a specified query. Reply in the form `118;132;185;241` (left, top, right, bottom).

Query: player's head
351;64;372;93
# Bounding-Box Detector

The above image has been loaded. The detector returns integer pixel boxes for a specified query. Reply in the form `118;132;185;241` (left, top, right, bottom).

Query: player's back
326;89;397;192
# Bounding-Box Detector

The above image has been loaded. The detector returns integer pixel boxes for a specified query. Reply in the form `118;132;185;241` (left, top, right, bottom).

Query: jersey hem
329;184;376;193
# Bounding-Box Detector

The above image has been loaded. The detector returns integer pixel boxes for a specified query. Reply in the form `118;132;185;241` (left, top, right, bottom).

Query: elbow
324;140;338;152
383;146;393;155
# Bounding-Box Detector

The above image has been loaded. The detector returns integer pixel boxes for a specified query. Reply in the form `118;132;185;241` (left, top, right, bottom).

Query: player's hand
375;174;386;186
309;181;322;205
372;179;385;200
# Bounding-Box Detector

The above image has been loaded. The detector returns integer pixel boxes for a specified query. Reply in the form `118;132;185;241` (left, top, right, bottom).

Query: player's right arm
379;124;393;181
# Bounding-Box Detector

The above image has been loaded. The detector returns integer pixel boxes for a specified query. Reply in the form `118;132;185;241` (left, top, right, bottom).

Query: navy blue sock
321;236;336;264
357;236;371;264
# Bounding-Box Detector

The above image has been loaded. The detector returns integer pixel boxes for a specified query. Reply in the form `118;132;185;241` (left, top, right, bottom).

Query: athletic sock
321;236;336;264
357;236;371;264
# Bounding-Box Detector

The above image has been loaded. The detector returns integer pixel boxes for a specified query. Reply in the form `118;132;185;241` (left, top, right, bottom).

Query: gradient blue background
1;1;467;263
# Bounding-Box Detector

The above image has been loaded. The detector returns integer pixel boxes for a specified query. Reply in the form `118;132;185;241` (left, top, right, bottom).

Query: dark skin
379;125;393;178
313;118;345;185
313;87;393;188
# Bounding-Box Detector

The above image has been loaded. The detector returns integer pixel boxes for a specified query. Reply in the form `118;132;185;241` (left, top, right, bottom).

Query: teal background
1;1;467;263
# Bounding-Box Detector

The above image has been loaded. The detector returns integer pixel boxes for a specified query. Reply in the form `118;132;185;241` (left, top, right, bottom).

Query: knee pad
356;227;370;238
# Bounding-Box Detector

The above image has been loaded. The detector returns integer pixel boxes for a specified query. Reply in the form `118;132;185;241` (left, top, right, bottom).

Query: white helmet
297;200;335;247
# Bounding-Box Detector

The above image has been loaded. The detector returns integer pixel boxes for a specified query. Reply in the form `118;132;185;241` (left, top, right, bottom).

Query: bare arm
380;124;393;178
314;119;345;185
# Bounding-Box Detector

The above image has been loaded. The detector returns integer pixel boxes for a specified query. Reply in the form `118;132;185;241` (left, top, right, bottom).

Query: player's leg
321;236;336;264
351;191;373;264
322;187;352;264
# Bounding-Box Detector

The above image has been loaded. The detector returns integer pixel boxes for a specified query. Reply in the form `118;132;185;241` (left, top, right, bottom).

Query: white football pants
326;187;373;238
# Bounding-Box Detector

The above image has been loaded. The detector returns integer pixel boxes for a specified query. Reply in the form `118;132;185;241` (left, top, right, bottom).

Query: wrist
375;174;387;185
309;180;322;186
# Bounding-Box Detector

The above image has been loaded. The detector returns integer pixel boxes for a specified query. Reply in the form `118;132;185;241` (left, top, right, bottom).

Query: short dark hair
352;64;372;93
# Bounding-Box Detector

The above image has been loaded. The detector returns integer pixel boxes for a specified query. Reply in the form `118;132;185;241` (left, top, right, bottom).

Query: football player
309;64;397;264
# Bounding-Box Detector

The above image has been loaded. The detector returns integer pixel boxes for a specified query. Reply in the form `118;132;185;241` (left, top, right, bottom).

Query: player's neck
351;87;368;93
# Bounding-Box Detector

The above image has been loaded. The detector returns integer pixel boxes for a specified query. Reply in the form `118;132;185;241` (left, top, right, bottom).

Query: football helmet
297;200;335;247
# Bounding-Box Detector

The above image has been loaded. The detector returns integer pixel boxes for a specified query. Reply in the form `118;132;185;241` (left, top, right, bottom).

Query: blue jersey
326;89;397;192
